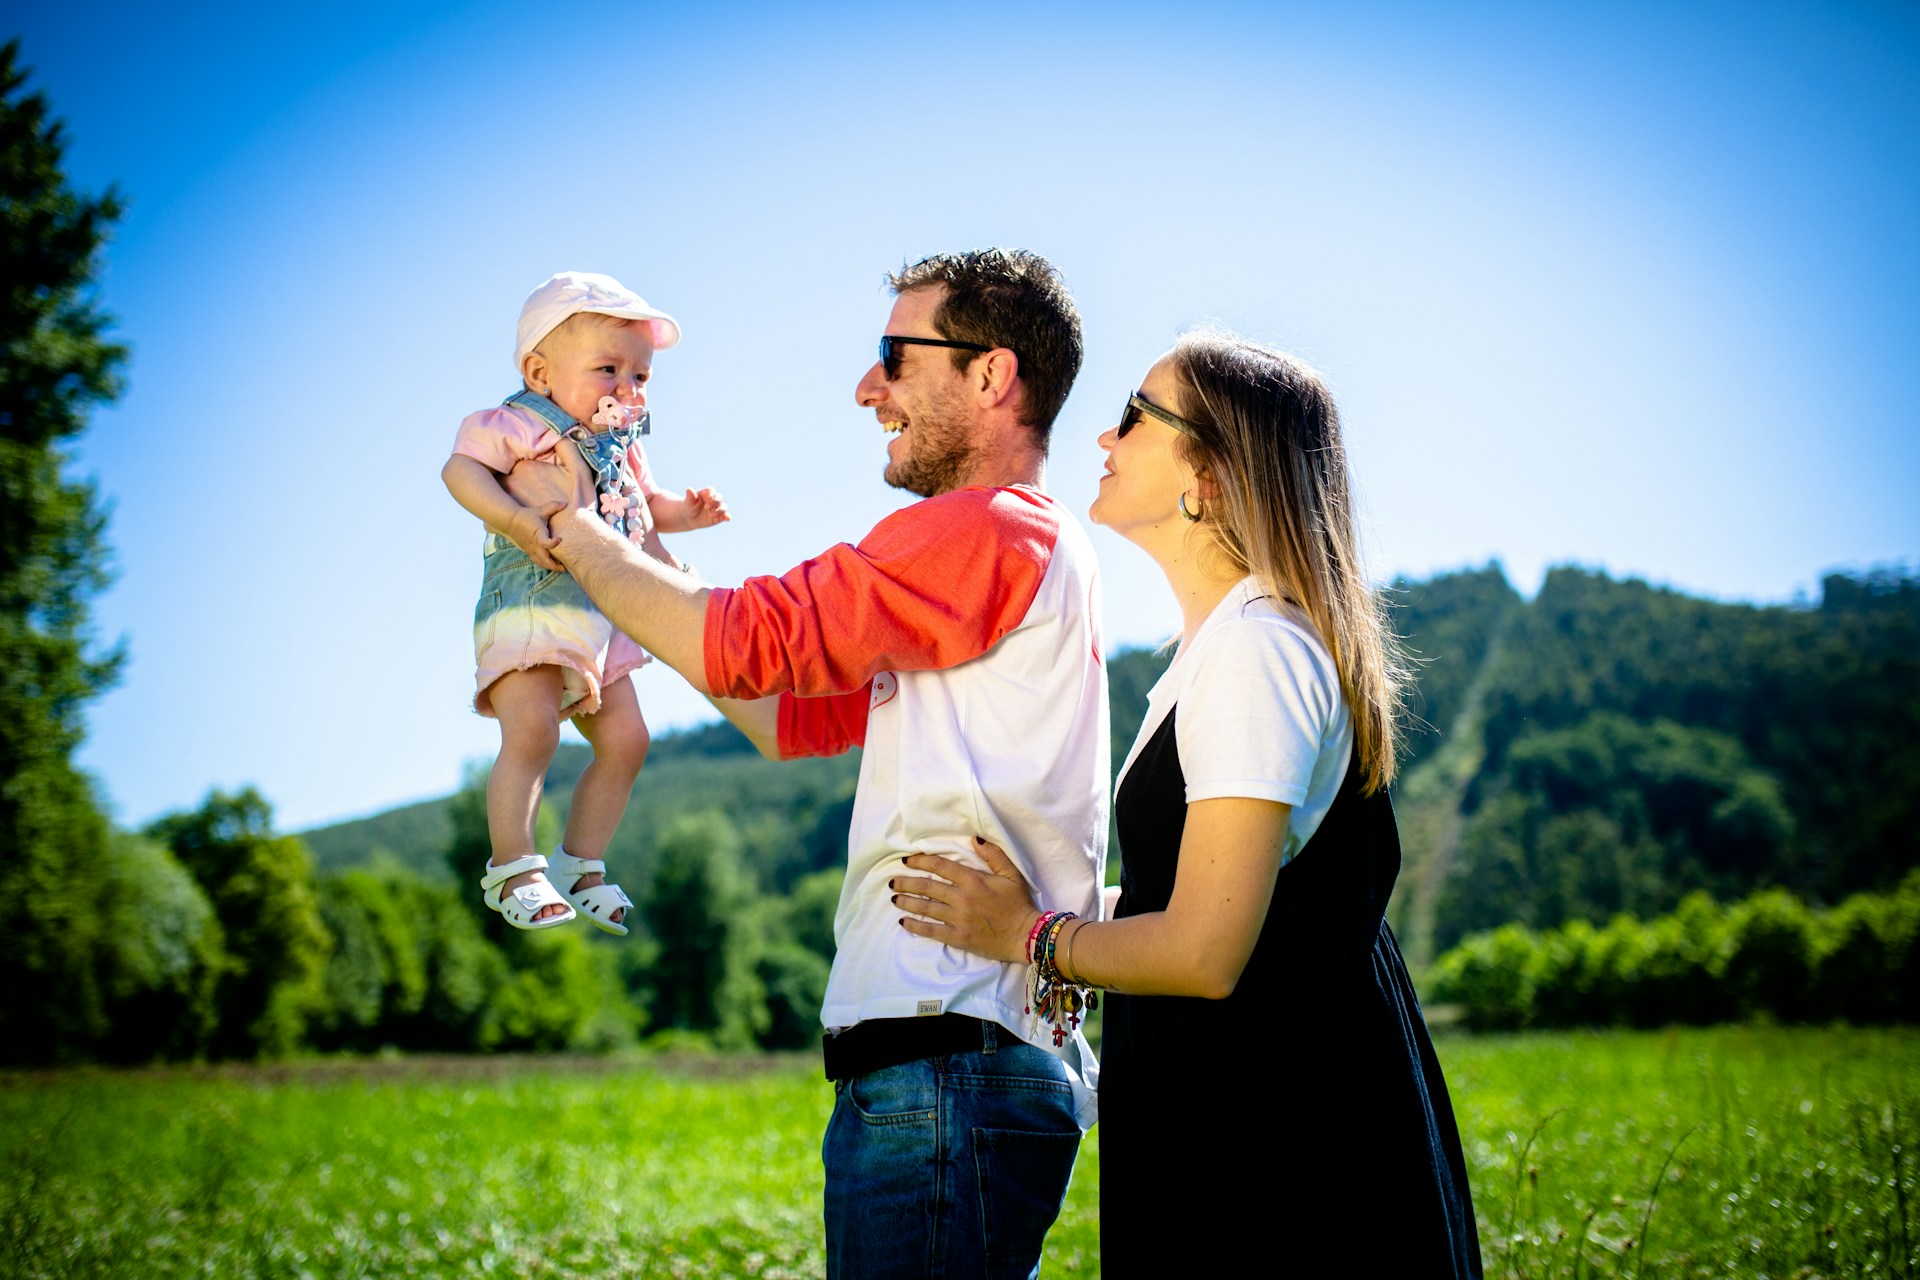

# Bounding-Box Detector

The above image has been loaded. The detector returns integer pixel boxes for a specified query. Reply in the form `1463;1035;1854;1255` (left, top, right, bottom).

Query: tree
0;41;132;1060
147;789;332;1057
754;867;841;1050
639;810;767;1047
89;829;227;1061
1437;713;1796;948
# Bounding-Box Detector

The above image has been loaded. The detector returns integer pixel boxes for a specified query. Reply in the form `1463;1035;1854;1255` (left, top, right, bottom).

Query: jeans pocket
473;587;501;654
843;1065;938;1125
824;1068;943;1279
972;1125;1081;1279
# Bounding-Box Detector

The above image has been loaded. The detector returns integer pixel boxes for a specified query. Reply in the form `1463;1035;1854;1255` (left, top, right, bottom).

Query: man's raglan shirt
703;485;1109;1118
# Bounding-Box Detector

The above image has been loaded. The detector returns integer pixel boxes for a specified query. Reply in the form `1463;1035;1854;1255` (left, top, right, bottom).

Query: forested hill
305;564;1920;965
1391;564;1920;964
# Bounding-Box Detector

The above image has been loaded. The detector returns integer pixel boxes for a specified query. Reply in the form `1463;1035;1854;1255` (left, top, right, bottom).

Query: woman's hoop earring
1178;492;1204;523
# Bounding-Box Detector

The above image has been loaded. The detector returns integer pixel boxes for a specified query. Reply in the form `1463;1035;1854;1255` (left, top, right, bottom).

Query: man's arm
506;454;714;690
512;458;834;763
704;692;781;760
516;459;1057;708
558;506;715;690
704;486;1057;700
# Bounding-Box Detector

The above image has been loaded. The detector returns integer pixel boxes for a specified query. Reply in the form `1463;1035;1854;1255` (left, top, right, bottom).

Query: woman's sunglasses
1119;392;1200;439
878;335;994;380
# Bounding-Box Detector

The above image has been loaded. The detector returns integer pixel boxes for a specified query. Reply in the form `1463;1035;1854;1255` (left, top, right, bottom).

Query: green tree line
79;564;1913;1065
1427;871;1920;1031
4;779;844;1066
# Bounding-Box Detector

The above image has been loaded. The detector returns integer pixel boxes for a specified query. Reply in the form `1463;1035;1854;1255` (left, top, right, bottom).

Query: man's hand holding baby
504;442;602;559
504;504;564;572
497;440;597;571
503;443;711;684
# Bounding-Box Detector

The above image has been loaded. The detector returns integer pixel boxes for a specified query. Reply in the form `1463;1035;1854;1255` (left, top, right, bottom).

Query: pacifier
591;396;638;430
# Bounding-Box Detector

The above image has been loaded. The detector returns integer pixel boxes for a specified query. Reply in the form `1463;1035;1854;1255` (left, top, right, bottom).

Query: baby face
532;315;656;426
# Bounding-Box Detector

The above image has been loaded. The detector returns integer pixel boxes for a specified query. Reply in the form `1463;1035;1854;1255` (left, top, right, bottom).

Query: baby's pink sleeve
452;406;556;474
627;442;667;500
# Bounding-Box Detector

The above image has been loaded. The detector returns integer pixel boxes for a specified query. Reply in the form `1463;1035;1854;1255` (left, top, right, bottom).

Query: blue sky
9;1;1918;832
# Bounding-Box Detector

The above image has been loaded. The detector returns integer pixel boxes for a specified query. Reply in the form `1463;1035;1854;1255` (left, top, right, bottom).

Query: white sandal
481;854;577;930
549;844;633;936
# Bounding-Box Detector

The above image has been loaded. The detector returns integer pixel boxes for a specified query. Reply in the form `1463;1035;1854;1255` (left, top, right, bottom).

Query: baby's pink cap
514;271;681;374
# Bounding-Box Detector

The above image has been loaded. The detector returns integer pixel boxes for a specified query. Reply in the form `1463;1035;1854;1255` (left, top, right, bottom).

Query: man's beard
883;396;978;498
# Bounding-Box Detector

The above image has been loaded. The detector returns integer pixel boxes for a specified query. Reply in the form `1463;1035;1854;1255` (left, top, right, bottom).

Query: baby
443;271;728;934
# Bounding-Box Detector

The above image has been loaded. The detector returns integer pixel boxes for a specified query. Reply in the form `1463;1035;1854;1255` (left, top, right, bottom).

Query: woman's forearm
1059;796;1291;1000
1055;912;1241;999
895;798;1291;999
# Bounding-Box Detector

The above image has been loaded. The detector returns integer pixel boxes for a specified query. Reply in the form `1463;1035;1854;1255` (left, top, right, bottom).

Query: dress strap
501;388;577;439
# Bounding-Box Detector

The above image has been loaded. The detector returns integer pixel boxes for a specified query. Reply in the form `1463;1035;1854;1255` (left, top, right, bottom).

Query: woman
892;332;1483;1275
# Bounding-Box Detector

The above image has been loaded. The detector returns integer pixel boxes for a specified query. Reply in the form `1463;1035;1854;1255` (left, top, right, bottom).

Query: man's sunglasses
1119;392;1200;439
878;334;994;380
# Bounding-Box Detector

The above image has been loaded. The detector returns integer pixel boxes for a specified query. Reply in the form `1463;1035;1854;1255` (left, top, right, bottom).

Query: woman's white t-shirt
1116;577;1353;862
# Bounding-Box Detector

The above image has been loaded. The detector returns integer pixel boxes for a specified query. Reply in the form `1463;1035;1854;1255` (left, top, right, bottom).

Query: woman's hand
892;838;1042;965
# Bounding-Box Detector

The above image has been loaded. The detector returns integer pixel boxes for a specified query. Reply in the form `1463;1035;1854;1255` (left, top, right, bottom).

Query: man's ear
521;349;551;395
973;347;1022;411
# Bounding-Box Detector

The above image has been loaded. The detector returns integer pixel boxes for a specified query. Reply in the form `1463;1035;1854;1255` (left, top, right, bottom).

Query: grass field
2;1027;1915;1278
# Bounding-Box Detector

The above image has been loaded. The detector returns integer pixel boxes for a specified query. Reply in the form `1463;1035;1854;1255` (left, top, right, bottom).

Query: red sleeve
702;487;1058;699
777;685;874;758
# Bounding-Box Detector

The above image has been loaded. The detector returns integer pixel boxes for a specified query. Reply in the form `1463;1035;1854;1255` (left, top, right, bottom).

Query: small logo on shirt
916;999;942;1017
871;672;899;710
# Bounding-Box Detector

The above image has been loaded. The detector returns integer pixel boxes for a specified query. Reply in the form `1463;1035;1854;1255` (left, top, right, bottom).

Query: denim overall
471;389;653;715
500;387;651;541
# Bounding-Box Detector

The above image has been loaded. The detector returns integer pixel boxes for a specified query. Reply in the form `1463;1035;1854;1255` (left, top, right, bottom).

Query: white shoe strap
481;853;550;891
548;847;607;878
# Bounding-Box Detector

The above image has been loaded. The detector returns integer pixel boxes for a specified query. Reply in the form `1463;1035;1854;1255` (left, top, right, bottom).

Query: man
512;248;1107;1276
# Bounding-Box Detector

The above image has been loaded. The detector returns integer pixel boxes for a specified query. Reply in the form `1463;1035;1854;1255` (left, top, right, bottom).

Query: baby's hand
684;487;731;528
506;504;565;572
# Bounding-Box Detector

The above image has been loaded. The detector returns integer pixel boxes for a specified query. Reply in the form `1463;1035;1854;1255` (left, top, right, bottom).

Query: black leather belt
822;1014;998;1080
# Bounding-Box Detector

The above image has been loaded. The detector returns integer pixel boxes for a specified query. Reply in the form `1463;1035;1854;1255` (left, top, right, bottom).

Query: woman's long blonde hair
1170;330;1407;793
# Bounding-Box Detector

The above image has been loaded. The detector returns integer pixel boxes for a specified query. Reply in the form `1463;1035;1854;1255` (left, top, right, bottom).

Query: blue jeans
823;1025;1081;1279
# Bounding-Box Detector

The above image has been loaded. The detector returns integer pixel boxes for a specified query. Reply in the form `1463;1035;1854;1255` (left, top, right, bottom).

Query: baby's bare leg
487;666;568;922
565;675;651;924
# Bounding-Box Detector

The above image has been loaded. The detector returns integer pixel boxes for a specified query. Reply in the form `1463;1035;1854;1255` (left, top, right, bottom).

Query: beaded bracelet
1024;911;1060;965
1024;911;1099;1047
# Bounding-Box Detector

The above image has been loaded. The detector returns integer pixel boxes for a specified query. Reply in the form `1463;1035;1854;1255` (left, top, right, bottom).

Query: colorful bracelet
1024;911;1099;1047
1025;911;1061;965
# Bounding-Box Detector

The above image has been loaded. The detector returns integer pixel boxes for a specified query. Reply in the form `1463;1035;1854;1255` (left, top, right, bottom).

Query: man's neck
955;436;1048;493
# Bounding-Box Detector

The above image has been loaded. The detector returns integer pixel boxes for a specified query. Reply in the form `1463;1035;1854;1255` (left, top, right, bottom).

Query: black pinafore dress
1098;709;1484;1277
